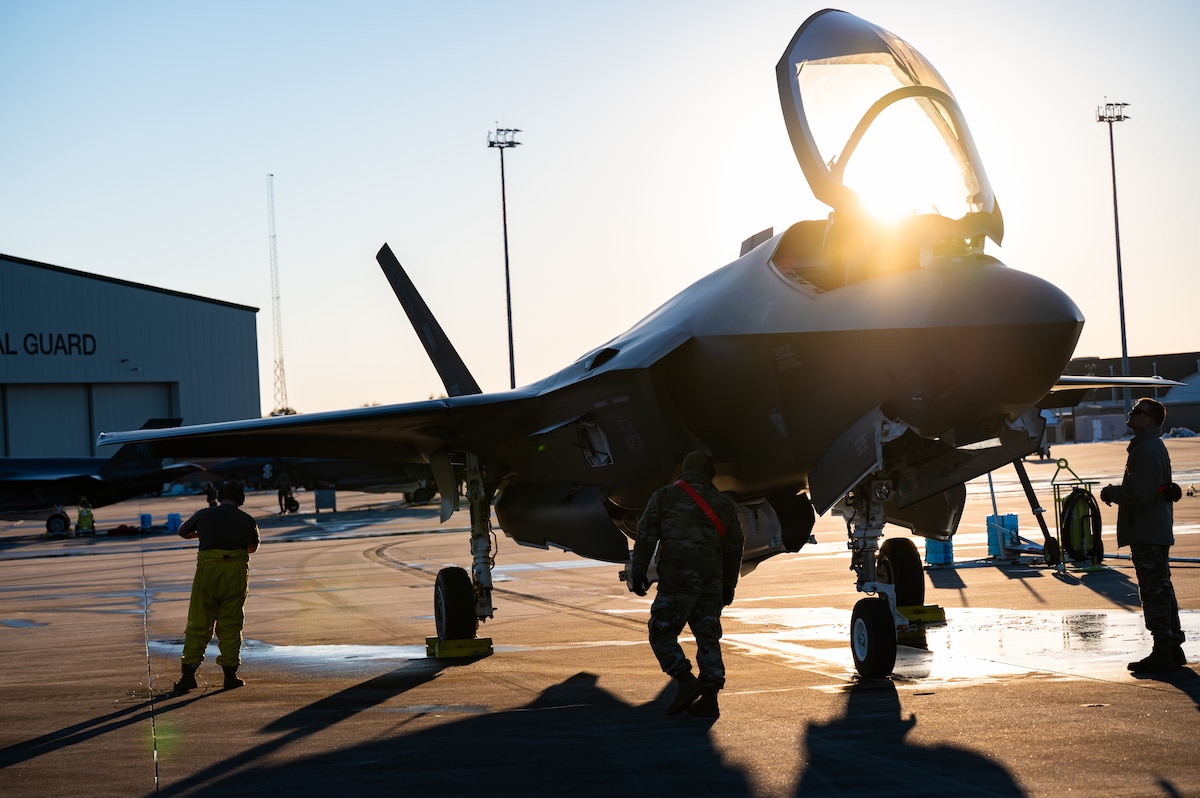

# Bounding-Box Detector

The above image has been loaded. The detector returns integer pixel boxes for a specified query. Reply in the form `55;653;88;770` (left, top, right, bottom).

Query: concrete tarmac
2;440;1200;797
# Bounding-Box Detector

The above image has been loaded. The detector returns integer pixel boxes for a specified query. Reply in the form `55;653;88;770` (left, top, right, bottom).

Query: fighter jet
97;10;1181;676
2;419;197;533
205;456;441;503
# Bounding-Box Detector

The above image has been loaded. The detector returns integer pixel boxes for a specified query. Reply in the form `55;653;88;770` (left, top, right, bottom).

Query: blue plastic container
139;513;152;530
167;513;182;532
925;538;953;565
986;514;1019;557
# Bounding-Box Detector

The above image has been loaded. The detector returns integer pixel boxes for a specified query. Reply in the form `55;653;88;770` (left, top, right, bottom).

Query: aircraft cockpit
772;9;1003;289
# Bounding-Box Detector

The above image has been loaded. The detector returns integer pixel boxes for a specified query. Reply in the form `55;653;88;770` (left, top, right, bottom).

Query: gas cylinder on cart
76;497;95;534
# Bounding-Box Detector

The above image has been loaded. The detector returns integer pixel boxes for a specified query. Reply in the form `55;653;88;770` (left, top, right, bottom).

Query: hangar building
1;253;260;457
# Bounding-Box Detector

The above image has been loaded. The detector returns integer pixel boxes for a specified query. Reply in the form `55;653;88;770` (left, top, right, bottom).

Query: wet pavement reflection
721;605;1200;685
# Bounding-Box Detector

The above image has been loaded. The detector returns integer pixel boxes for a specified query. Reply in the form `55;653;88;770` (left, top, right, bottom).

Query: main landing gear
429;453;494;657
46;511;72;535
834;479;930;678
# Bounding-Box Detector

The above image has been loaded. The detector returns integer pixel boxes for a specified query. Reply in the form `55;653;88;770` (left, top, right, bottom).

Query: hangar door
2;383;172;457
4;385;91;456
92;384;175;451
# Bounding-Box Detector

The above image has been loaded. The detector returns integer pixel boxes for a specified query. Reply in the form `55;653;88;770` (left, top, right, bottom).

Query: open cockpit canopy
776;9;1002;247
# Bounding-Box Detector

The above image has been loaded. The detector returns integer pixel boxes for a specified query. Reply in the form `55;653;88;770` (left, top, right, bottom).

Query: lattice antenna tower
267;174;289;415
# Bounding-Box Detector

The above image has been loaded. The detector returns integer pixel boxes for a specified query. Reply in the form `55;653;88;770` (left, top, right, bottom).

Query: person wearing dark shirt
173;481;261;692
277;471;293;514
1100;397;1184;673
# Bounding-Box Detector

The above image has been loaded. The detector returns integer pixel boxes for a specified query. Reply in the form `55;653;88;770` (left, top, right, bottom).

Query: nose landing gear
836;479;938;677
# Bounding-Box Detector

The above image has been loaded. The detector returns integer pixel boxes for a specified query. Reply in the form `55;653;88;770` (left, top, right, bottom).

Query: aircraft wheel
413;486;432;504
850;597;897;677
46;513;71;535
877;538;925;606
434;567;477;640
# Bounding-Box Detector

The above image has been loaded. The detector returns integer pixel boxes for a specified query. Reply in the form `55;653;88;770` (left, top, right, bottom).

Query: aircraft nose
923;257;1084;416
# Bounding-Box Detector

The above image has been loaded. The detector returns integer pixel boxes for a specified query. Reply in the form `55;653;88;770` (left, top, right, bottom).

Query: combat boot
687;689;720;718
1128;641;1180;674
1172;644;1187;668
667;671;702;715
173;663;198;693
222;665;245;689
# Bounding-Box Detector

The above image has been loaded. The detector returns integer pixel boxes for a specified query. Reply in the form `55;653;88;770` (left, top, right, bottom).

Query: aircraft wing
95;392;544;464
1039;375;1184;410
0;465;98;482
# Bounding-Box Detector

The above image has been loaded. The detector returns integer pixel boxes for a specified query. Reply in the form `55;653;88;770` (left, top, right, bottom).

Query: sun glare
843;101;969;225
797;62;974;226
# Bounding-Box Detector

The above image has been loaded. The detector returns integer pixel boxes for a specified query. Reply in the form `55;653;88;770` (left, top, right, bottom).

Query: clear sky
2;1;1197;417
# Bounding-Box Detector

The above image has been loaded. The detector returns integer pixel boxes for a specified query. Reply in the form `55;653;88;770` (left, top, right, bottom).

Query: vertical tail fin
376;244;482;397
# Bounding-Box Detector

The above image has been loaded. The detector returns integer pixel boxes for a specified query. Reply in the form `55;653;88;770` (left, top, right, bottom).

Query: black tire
1043;537;1061;567
851;597;897;677
413;486;432;504
286;496;300;513
877;537;925;606
46;513;71;534
434;567;477;641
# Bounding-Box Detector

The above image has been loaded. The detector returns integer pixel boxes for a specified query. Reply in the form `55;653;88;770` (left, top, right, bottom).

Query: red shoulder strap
675;479;726;538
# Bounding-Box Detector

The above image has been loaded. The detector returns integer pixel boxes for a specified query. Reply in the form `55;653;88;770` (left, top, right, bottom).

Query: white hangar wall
0;253;260;457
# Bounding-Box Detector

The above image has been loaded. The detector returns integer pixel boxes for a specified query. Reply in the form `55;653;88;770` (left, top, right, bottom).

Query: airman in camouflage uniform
1100;398;1185;673
631;451;744;717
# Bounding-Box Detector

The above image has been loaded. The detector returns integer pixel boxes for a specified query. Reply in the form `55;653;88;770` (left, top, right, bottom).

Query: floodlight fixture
489;126;522;389
1096;101;1131;413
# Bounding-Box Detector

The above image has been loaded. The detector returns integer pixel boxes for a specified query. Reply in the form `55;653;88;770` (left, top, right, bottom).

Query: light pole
1096;101;1131;414
488;126;521;389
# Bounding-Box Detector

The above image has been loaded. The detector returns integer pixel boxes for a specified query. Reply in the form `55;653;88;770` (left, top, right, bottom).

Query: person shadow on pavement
148;670;751;798
793;678;1025;797
1132;664;1200;712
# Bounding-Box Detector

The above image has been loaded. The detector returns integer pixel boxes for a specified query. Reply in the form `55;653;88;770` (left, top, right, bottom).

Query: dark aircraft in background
2;419;197;533
206;456;441;503
98;10;1182;676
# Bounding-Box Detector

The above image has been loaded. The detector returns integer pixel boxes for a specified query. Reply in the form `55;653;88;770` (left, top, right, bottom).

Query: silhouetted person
173;480;260;692
1101;397;1185;673
277;471;293;514
630;451;744;717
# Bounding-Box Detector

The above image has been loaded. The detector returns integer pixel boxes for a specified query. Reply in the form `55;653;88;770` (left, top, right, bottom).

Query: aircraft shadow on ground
793;679;1025;797
149;669;753;798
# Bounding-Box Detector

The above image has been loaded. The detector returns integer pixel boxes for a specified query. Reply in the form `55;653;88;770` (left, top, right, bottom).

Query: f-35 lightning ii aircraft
97;9;1180;676
206;456;441;503
2;418;197;533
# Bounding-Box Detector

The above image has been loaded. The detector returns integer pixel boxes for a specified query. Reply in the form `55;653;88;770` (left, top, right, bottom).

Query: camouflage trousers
1129;543;1185;644
647;591;726;690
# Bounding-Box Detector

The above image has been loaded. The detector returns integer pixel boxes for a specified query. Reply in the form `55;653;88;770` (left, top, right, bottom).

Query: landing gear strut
834;478;926;677
432;452;495;642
